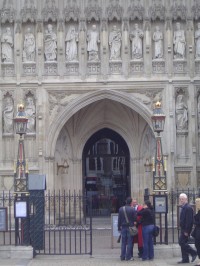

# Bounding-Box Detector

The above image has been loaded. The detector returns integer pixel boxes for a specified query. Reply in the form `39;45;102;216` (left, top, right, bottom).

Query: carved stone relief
0;0;15;23
85;0;102;22
149;0;165;21
176;171;190;188
24;92;36;134
20;0;37;23
2;93;14;134
107;0;123;21
63;0;80;22
42;0;58;22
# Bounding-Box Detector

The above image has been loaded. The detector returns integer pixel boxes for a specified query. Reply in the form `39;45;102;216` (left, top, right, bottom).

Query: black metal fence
0;190;93;256
0;188;200;255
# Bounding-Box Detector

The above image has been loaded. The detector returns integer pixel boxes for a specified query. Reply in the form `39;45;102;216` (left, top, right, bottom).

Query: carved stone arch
75;121;135;162
1;0;15;23
46;89;153;158
42;0;59;23
63;0;80;22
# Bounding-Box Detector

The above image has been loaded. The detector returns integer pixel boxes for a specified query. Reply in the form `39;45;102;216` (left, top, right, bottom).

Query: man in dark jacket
118;197;136;261
178;193;197;264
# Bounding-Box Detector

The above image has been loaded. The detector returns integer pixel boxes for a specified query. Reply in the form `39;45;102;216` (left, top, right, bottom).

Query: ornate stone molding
20;0;38;23
149;0;165;21
107;0;123;21
84;0;102;22
0;0;15;23
42;0;59;22
192;0;200;21
170;1;187;21
63;0;80;22
128;0;144;21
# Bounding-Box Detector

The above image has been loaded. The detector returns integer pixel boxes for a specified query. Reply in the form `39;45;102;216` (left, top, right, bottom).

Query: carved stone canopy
42;0;59;22
21;0;38;23
170;1;187;21
149;0;165;21
107;0;123;21
128;0;144;21
1;0;15;23
84;0;102;22
63;0;80;22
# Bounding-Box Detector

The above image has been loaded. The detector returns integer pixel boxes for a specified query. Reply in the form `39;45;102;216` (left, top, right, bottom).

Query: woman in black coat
194;210;200;266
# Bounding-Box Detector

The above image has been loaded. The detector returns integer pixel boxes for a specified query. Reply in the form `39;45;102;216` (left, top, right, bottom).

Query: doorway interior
83;128;130;216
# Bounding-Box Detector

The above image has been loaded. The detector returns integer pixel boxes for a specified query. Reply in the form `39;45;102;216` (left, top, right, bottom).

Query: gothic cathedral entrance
83;128;130;216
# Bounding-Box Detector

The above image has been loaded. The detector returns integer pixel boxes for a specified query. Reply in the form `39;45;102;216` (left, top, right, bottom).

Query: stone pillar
187;19;195;78
57;20;65;77
122;19;129;78
166;19;173;78
144;20;152;77
101;19;109;79
79;19;86;79
36;20;44;83
15;21;22;83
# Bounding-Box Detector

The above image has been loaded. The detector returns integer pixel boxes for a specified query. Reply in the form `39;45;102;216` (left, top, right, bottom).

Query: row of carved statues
1;91;200;134
2;22;200;63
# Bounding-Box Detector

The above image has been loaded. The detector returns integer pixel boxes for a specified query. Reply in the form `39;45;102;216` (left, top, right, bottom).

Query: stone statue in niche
25;96;36;133
176;94;188;131
65;26;78;61
153;26;163;59
195;22;200;59
109;25;122;60
130;23;144;59
1;27;13;63
3;96;14;133
23;28;36;62
173;22;186;59
87;24;100;61
44;24;57;61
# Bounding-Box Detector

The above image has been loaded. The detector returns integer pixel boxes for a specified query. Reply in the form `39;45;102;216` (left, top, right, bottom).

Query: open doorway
83;128;130;216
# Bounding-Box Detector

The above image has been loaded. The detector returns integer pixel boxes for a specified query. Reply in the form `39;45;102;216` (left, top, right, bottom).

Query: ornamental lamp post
13;104;30;245
151;101;167;191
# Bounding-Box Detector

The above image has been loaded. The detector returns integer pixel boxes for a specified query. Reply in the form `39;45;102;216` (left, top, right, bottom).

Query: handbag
123;206;138;236
152;225;160;237
191;227;196;239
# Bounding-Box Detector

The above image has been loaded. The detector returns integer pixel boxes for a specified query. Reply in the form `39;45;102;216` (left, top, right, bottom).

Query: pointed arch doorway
83;128;130;216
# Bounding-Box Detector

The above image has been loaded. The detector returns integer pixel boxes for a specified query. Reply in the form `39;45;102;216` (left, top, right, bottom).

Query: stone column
79;19;87;79
144;20;152;77
57;19;65;77
15;21;22;83
122;18;129;78
100;19;109;79
36;20;44;83
187;19;195;78
166;19;173;78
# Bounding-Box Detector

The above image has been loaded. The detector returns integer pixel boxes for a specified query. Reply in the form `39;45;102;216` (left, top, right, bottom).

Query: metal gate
0;190;93;256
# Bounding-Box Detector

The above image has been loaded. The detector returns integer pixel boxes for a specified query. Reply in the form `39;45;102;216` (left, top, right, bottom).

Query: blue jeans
120;226;134;260
142;224;154;260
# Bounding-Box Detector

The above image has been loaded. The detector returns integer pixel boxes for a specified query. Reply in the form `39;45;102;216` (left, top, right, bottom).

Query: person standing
153;26;163;59
1;27;13;62
87;24;100;61
3;96;14;133
177;193;197;264
137;200;155;261
131;198;143;258
23;28;36;62
118;197;136;261
109;25;122;60
65;26;78;61
44;24;57;61
173;22;186;59
193;210;200;266
130;23;144;59
176;94;188;131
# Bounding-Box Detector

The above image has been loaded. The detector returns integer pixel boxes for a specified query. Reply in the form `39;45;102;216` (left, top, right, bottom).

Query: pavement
0;218;199;266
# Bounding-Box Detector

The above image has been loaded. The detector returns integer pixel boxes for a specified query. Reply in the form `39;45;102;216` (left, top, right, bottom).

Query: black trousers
179;231;197;262
195;227;200;259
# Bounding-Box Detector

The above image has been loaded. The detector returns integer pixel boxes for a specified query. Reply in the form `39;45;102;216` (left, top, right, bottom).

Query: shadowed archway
83;128;130;216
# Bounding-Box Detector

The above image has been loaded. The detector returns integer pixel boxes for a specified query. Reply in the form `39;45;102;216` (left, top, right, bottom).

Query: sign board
111;213;120;248
154;195;168;213
0;208;7;231
14;201;28;218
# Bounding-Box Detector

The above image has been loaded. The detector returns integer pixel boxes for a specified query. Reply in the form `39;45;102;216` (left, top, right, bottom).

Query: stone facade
0;0;200;200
